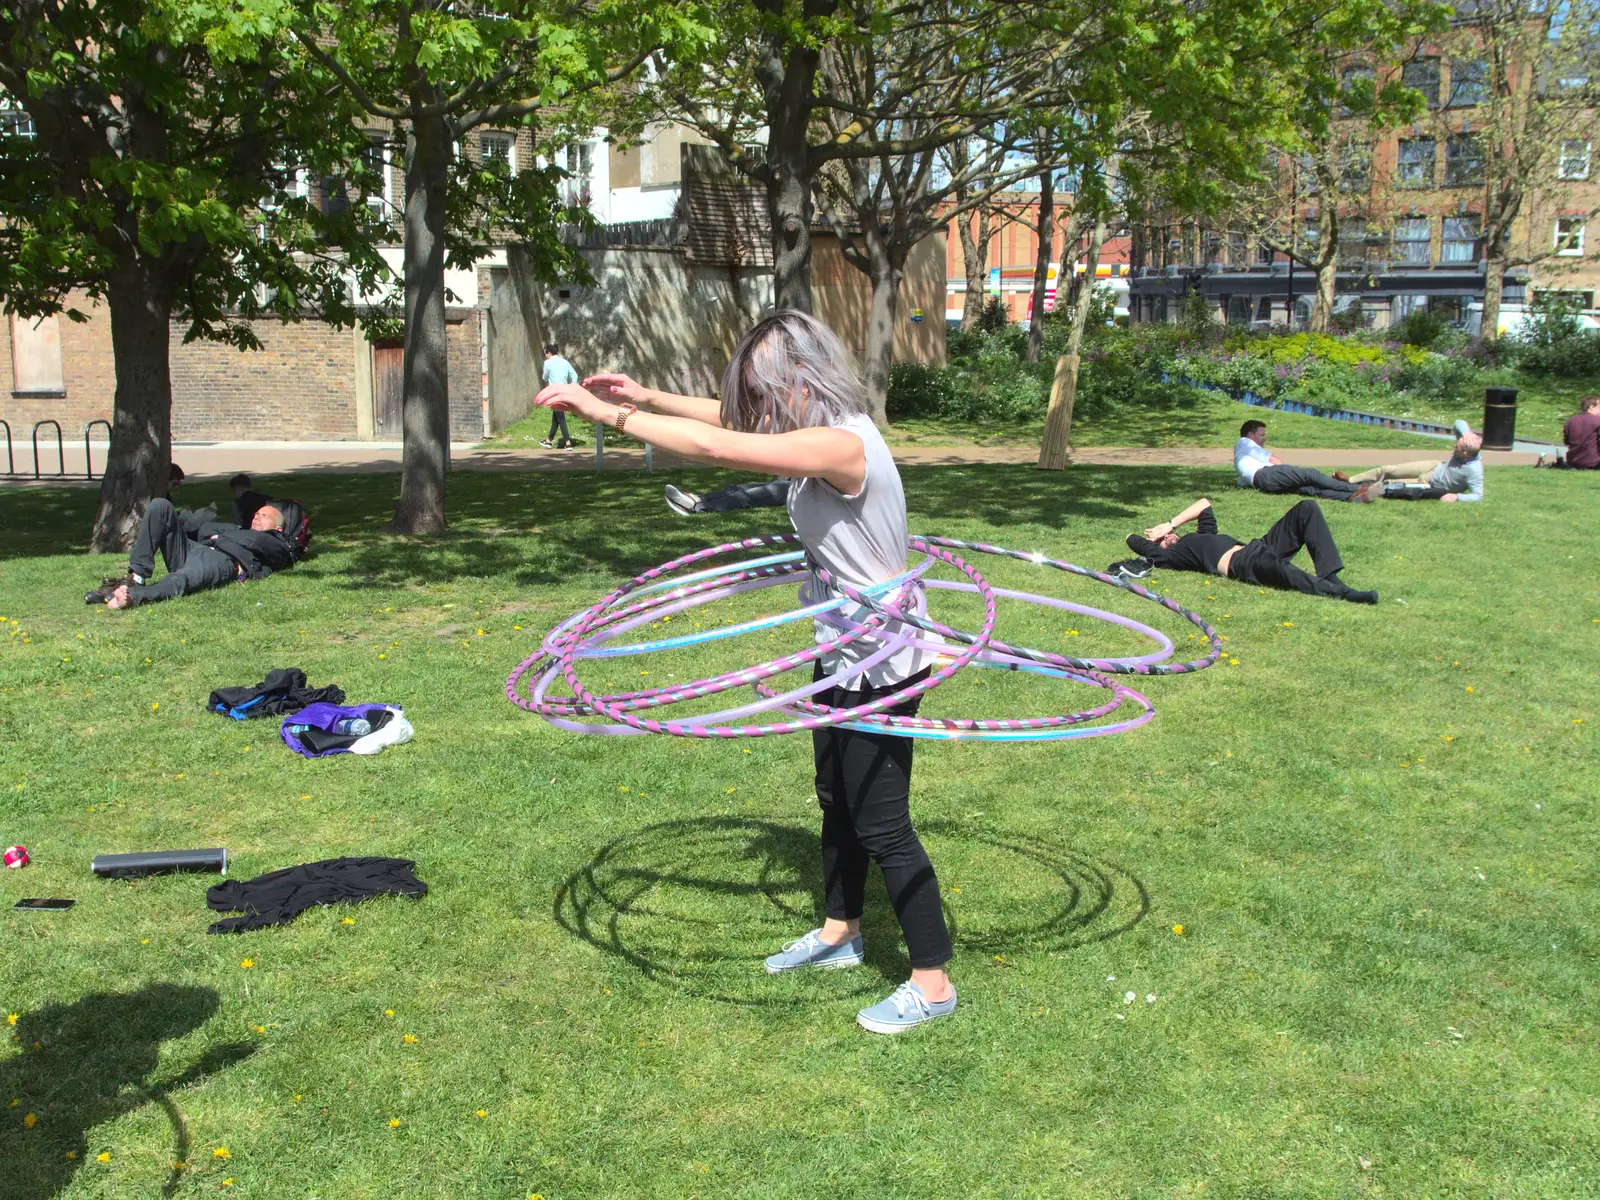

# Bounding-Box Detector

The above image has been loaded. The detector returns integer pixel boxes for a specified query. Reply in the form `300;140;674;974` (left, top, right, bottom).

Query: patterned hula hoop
505;533;1222;742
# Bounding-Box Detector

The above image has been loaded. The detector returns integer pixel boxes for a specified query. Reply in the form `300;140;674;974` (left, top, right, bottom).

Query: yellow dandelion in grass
213;1147;231;1160
176;773;185;780
23;1113;37;1128
389;1118;401;1128
96;1152;110;1163
727;787;736;794
292;1094;302;1102
1281;622;1294;628
1172;924;1185;936
222;1179;235;1187
1466;686;1475;693
7;1099;17;1107
476;629;485;636
513;625;522;631
151;702;159;710
64;1150;77;1160
6;1014;16;1026
342;917;355;926
1441;735;1454;742
300;794;310;801
402;1033;418;1044
251;1025;266;1035
240;959;255;969
378;654;386;660
384;1009;395;1017
476;1109;488;1118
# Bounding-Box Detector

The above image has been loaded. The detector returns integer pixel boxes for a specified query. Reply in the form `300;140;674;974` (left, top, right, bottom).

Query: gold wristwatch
613;403;638;435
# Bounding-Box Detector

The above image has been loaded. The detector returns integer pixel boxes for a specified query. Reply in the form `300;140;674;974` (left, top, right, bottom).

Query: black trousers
546;410;571;445
812;663;952;969
1252;464;1361;501
127;499;240;606
1227;500;1361;602
696;479;792;513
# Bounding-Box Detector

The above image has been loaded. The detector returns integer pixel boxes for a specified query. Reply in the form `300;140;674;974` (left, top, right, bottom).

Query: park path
2;437;1536;484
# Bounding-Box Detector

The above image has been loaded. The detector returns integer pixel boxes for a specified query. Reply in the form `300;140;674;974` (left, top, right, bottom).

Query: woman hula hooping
534;310;956;1034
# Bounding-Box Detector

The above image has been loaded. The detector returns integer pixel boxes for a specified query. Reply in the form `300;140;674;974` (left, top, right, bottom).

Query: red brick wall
1;293;116;434
171;320;358;440
446;311;483;441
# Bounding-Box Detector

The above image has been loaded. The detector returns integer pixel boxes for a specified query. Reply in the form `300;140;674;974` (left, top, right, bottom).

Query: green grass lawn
1312;371;1600;446
3;465;1597;1198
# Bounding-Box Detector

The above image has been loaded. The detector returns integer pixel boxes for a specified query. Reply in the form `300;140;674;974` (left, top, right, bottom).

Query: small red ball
2;846;28;869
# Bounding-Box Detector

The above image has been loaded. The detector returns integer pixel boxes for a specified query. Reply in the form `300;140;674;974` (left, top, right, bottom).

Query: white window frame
1558;140;1591;181
480;131;516;174
1554;217;1585;257
0;95;35;139
1394;216;1433;266
362;134;394;218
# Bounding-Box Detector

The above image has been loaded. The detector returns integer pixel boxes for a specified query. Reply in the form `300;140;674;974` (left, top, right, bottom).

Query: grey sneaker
664;484;701;517
856;981;957;1034
764;929;864;974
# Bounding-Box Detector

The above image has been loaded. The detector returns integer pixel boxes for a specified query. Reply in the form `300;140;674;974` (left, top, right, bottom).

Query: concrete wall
812;233;949;368
537;247;772;397
486;250;544;431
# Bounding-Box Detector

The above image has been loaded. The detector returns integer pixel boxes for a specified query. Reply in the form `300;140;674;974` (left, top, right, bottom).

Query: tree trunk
1481;240;1506;341
959;207;991;331
766;137;815;313
391;114;452;534
92;258;174;553
1025;167;1055;364
1309;254;1338;333
860;245;903;428
1037;212;1108;471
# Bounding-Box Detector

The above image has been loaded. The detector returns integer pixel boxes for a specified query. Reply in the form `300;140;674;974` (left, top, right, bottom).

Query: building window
1394;217;1432;265
9;314;64;395
480;132;516;173
1338;142;1370;192
1397;137;1436;187
1227;295;1253;325
1558;140;1591;180
1447;59;1488;107
362;135;392;219
1441;215;1481;263
1555;217;1585;256
561;141;594;208
0;97;34;138
1255;240;1275;265
1338;65;1374;117
1227;230;1248;266
1540;289;1594;310
1393;293;1428;320
1444;135;1484;186
1338;219;1371;266
1402;58;1441;109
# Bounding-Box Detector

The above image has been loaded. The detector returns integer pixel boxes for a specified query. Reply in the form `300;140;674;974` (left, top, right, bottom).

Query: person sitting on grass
1233;419;1380;502
1347;421;1485;501
1116;497;1378;604
229;473;277;527
1535;394;1600;470
87;496;304;609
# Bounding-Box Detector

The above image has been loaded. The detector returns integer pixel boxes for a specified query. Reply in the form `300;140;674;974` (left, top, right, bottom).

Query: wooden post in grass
1037;354;1079;470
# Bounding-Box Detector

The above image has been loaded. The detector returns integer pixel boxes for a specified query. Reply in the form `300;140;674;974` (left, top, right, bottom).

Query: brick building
1127;31;1598;331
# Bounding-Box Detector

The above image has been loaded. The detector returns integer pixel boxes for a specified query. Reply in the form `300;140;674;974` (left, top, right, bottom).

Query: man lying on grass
1348;423;1485;501
1113;498;1379;604
1233;419;1381;502
86;496;305;609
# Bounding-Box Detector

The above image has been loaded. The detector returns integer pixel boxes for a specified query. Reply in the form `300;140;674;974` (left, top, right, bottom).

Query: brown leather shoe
1332;471;1351;482
1351;482;1383;503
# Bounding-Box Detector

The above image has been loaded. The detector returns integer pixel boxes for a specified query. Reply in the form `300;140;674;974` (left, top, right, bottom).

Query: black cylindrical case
91;848;228;879
1482;386;1518;450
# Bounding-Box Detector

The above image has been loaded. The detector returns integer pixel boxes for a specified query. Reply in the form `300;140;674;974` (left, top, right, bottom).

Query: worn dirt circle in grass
555;816;1147;1006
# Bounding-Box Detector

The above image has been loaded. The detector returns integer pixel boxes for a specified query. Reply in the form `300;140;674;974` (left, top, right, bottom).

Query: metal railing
84;419;111;480
31;419;63;479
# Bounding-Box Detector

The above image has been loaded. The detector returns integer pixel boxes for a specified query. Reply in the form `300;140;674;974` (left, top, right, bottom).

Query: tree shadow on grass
554;815;1147;1007
0;984;255;1199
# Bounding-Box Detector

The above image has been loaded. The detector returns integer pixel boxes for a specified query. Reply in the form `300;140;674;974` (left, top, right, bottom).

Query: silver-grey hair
719;310;868;433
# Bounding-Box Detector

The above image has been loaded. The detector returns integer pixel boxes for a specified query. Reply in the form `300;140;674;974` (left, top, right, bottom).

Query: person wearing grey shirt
1349;422;1485;501
533;311;959;1035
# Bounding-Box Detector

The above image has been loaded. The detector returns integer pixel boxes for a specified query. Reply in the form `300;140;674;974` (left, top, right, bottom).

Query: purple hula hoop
505;533;1222;742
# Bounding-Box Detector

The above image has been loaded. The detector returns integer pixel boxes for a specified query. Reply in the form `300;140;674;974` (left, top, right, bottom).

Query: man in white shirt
1233;419;1378;502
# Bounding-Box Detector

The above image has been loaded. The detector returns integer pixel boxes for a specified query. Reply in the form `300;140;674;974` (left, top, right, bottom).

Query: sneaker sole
856;1007;952;1034
764;953;864;975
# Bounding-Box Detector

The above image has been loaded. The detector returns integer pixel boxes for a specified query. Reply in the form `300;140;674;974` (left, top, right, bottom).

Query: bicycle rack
84;419;111;481
0;419;12;476
31;419;64;480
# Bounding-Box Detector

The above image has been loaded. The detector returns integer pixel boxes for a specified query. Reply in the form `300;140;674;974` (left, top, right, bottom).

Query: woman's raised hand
583;373;647;405
534;382;613;424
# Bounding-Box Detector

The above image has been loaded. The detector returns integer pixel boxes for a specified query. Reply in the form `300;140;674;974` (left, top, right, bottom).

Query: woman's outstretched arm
583;373;725;427
535;383;865;495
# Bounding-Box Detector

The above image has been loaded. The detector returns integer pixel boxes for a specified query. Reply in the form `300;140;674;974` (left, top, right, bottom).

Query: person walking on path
1233;420;1379;502
534;311;958;1034
540;344;580;449
1121;497;1379;604
1348;421;1484;501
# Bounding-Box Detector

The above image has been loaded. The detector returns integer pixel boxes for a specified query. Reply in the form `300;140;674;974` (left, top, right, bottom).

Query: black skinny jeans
812;662;952;969
546;410;571;446
1227;499;1360;601
695;479;792;512
127;499;240;606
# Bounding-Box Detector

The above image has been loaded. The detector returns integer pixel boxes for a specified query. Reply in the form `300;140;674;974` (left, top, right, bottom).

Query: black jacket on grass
193;518;299;580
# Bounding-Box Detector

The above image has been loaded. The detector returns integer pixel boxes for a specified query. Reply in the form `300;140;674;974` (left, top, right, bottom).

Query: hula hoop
506;533;1222;742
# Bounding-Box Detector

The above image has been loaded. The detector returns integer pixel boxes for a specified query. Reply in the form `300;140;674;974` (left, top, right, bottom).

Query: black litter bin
1482;386;1517;450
